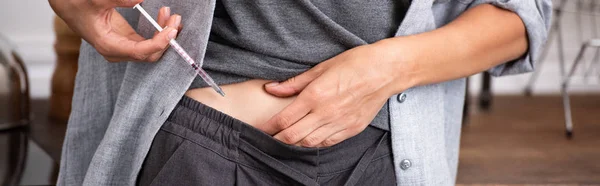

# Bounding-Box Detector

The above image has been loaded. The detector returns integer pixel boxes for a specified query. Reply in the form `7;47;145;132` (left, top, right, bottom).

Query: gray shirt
57;0;552;185
191;0;411;130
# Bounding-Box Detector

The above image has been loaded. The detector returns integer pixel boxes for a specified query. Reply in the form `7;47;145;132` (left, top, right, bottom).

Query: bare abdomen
185;79;296;127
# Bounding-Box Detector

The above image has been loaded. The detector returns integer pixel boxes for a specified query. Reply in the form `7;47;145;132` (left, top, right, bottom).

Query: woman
49;0;551;185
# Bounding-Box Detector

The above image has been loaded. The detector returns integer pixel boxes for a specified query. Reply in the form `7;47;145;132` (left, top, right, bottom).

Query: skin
259;4;528;147
49;0;527;147
48;0;182;62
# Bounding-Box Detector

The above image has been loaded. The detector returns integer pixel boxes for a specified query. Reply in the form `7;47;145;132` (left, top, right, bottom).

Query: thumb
265;67;323;97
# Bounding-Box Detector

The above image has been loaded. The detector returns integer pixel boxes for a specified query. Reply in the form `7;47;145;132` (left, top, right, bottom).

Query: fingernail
266;82;279;87
168;29;178;40
175;15;181;27
164;7;170;16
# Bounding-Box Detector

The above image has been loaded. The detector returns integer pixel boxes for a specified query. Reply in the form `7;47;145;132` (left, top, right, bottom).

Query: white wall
0;0;56;98
0;0;599;98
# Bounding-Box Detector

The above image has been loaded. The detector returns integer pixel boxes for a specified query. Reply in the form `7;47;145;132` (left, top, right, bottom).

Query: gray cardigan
57;0;551;185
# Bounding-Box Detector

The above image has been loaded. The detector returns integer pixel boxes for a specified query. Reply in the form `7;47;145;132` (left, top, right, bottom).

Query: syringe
134;4;225;97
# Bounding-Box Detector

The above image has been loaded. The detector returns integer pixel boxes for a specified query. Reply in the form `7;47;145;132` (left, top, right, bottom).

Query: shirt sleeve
468;0;552;76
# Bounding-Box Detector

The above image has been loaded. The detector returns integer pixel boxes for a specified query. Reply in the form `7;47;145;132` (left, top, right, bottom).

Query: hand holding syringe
134;4;225;97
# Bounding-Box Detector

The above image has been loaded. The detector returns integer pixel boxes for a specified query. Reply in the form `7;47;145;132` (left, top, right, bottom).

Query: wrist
371;37;420;97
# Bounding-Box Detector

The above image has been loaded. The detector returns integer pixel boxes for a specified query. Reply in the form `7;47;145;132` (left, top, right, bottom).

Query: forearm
377;4;528;95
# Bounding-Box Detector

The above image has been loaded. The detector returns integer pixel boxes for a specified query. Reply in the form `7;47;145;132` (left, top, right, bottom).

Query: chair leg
583;48;600;81
556;4;567;78
478;72;492;111
561;44;589;139
576;0;583;43
561;82;573;139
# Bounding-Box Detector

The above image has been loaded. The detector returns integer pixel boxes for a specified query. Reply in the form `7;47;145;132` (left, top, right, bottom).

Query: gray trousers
137;96;396;186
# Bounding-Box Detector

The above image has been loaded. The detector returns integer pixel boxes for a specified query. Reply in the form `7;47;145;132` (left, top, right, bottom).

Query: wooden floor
457;95;600;185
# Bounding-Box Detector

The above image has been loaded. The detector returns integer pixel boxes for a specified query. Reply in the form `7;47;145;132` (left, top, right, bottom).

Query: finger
147;14;182;61
318;129;359;147
178;22;184;31
103;25;178;62
153;7;169;38
158;7;170;29
273;114;323;145
264;64;326;97
297;122;346;147
258;99;311;135
168;14;182;33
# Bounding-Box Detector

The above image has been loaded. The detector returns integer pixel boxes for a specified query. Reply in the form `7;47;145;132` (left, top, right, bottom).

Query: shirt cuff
468;0;553;76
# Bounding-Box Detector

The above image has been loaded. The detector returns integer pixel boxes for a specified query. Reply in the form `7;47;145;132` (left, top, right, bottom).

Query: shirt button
400;159;411;170
397;93;407;103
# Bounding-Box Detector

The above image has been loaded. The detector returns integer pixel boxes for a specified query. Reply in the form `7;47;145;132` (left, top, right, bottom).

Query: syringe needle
214;85;226;97
134;4;225;97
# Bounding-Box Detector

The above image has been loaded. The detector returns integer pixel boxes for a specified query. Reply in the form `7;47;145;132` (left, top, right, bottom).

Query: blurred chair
523;0;600;138
563;0;600;138
0;130;28;186
0;34;30;131
0;33;30;185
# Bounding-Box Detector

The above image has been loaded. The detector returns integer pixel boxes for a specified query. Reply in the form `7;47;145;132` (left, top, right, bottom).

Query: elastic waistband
167;96;320;158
